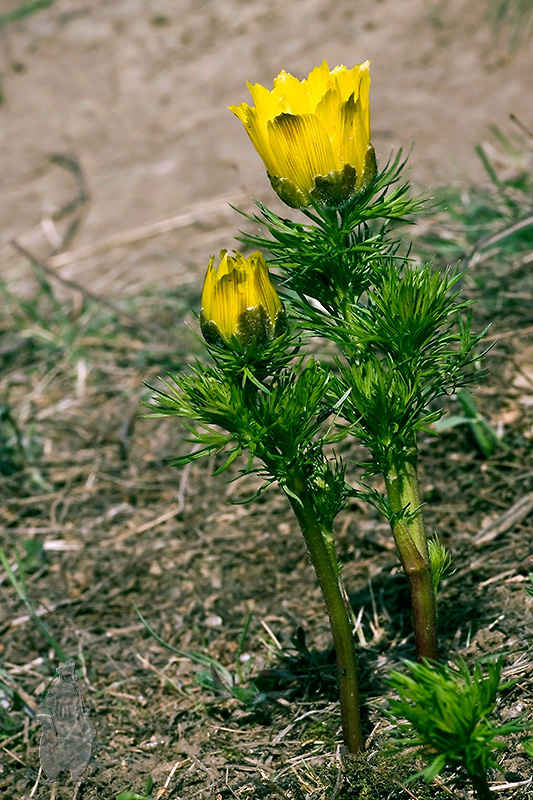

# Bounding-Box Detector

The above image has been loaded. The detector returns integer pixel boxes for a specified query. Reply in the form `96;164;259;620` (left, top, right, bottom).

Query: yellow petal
245;80;279;120
201;256;217;321
329;65;348;102
305;60;335;110
234;105;279;177
273;71;313;114
213;267;245;339
228;101;251;125
314;87;344;169
250;251;281;322
357;63;371;136
267;113;336;194
229;82;282;174
217;249;231;278
345;95;370;175
332;61;367;104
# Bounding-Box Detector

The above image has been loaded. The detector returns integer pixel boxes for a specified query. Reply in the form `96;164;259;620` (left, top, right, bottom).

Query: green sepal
358;143;378;193
201;304;288;352
236;304;287;348
268;174;309;209
309;164;358;208
199;312;224;347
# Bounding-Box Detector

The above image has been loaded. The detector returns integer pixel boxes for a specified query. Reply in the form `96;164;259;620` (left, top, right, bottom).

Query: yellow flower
229;60;376;209
200;250;287;350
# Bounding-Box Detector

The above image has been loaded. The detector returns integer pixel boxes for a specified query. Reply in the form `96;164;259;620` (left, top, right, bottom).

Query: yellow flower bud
229;60;376;209
200;250;287;350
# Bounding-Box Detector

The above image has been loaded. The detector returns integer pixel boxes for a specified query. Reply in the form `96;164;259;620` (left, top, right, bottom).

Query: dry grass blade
47;192;248;269
11;239;174;342
462;213;533;269
474;493;533;544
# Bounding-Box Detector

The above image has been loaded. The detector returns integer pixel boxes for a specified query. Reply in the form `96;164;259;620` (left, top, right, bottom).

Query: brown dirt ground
1;1;533;799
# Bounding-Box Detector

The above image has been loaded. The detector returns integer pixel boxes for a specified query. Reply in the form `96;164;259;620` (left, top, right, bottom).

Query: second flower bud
200;250;287;351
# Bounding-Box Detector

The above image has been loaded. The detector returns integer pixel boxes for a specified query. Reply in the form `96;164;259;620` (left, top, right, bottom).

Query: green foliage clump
386;658;531;799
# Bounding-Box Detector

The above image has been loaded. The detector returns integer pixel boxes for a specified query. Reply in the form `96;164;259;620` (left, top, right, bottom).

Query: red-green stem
384;444;438;662
285;469;363;753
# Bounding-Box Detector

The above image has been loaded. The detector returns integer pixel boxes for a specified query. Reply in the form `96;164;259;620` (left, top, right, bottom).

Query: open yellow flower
229;60;376;209
200;250;287;350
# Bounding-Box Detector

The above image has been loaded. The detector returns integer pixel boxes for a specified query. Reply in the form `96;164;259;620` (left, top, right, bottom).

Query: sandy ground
1;0;533;292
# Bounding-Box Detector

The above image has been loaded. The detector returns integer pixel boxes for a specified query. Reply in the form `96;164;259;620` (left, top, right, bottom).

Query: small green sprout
115;774;153;800
386;658;530;800
427;535;454;593
0;546;68;662
134;605;268;707
433;389;504;458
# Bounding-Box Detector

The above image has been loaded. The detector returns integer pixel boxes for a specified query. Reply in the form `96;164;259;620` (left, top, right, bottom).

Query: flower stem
285;469;363;753
469;772;495;800
384;443;438;662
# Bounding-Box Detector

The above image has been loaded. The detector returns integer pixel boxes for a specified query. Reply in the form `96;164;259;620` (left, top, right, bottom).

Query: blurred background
1;0;533;293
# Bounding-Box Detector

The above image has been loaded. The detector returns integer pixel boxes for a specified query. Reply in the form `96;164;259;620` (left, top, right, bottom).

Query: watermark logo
37;658;96;783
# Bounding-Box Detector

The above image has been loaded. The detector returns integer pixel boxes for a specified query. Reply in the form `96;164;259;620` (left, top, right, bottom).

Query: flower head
200;250;287;350
229;60;376;209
